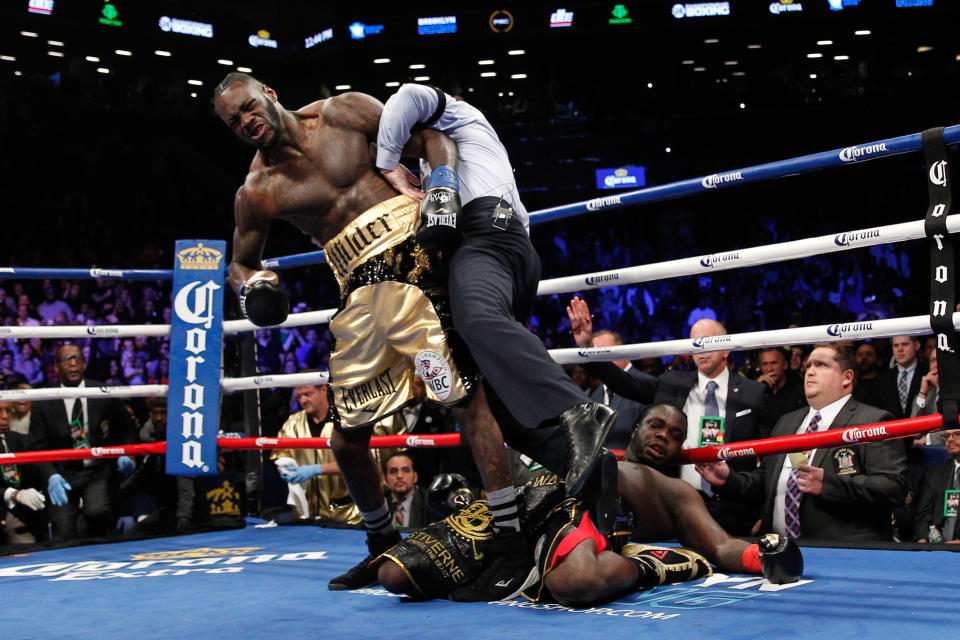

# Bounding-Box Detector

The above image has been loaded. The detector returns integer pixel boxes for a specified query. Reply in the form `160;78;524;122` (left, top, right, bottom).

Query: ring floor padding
1;520;957;639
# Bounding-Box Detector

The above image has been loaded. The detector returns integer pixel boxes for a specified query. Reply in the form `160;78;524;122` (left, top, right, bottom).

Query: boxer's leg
544;540;637;606
327;425;402;590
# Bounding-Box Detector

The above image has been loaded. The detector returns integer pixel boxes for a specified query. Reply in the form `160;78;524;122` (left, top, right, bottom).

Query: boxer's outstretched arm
662;473;749;572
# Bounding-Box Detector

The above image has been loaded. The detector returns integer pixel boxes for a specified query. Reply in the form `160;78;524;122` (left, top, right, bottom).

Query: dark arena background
1;1;960;638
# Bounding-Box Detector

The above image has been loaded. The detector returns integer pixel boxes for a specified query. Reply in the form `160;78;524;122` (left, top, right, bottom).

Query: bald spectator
654;319;767;535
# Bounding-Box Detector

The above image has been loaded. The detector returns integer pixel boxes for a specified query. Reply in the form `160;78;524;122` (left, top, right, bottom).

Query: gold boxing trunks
324;195;478;430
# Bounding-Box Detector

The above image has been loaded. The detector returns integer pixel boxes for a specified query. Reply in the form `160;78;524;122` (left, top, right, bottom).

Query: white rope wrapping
549;313;960;365
0;324;171;339
0;309;338;340
6;314;954;401
219;370;329;393
222;309;336;335
9;215;958;341
537;214;960;296
0;371;330;402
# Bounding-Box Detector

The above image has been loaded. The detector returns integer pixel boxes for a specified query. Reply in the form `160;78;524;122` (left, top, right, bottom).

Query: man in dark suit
654;319;767;535
875;336;928;420
913;430;960;543
1;400;47;544
26;344;137;541
566;298;659;450
384;453;432;529
698;343;907;542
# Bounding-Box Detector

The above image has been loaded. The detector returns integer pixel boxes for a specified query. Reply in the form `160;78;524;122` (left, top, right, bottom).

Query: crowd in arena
0;252;953;550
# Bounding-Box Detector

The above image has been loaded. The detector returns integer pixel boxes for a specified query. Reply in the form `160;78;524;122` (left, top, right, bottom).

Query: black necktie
71;398;83;431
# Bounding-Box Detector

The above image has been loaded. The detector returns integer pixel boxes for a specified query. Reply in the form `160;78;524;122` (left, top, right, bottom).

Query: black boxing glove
417;165;463;251
426;472;475;518
758;533;804;584
238;270;289;327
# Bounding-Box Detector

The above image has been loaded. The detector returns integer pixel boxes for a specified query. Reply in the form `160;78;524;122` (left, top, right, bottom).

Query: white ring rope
537;214;960;296
0;371;330;402
5;312;953;403
6;214;955;342
0;310;338;340
549;313;960;365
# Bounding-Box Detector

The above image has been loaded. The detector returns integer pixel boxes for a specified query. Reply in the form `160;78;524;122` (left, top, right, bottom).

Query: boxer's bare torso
214;80;421;290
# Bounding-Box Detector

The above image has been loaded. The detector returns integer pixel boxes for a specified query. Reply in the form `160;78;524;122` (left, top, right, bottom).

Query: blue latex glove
48;473;72;506
116;516;135;535
280;463;323;484
117;456;135;474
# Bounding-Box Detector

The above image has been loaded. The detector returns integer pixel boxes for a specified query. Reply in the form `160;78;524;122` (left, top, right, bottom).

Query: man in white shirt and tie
384;453;430;529
653;319;767;535
879;335;927;420
698;343;908;541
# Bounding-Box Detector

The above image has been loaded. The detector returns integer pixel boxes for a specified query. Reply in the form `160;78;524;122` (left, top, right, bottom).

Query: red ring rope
1;414;947;467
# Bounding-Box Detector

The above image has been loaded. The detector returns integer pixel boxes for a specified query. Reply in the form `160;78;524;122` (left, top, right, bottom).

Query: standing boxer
213;74;613;598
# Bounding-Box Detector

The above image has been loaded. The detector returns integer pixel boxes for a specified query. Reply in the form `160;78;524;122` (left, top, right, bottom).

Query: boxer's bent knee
378;560;414;595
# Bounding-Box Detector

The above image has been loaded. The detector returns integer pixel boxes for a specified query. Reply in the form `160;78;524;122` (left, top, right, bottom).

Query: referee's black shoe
328;530;401;591
560;402;617;498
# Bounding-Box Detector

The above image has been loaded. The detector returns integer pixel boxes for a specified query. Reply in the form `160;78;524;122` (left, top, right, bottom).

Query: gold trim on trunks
323;195;419;294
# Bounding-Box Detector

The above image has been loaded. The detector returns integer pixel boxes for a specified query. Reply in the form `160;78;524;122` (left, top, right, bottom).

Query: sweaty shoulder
234;176;275;220
319;92;383;133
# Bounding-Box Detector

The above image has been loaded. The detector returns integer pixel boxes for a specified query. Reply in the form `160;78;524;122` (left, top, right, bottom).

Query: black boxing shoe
559;403;618;498
580;449;619;536
328;530;402;591
448;528;538;603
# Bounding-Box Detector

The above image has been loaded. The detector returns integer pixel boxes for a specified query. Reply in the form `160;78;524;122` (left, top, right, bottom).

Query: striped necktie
897;369;909;412
785;412;821;538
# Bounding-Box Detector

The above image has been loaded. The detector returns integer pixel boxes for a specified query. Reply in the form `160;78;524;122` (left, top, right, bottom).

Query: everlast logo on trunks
838;143;887;162
325;214;394;278
416;350;453;401
826;322;872;338
699;251;740;268
701;171;742;189
339;370;397;411
586;195;622;211
585;273;619;286
842;426;887;443
834;229;880;247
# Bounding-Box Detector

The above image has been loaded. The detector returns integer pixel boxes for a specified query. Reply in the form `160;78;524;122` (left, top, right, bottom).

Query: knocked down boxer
375;405;802;604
